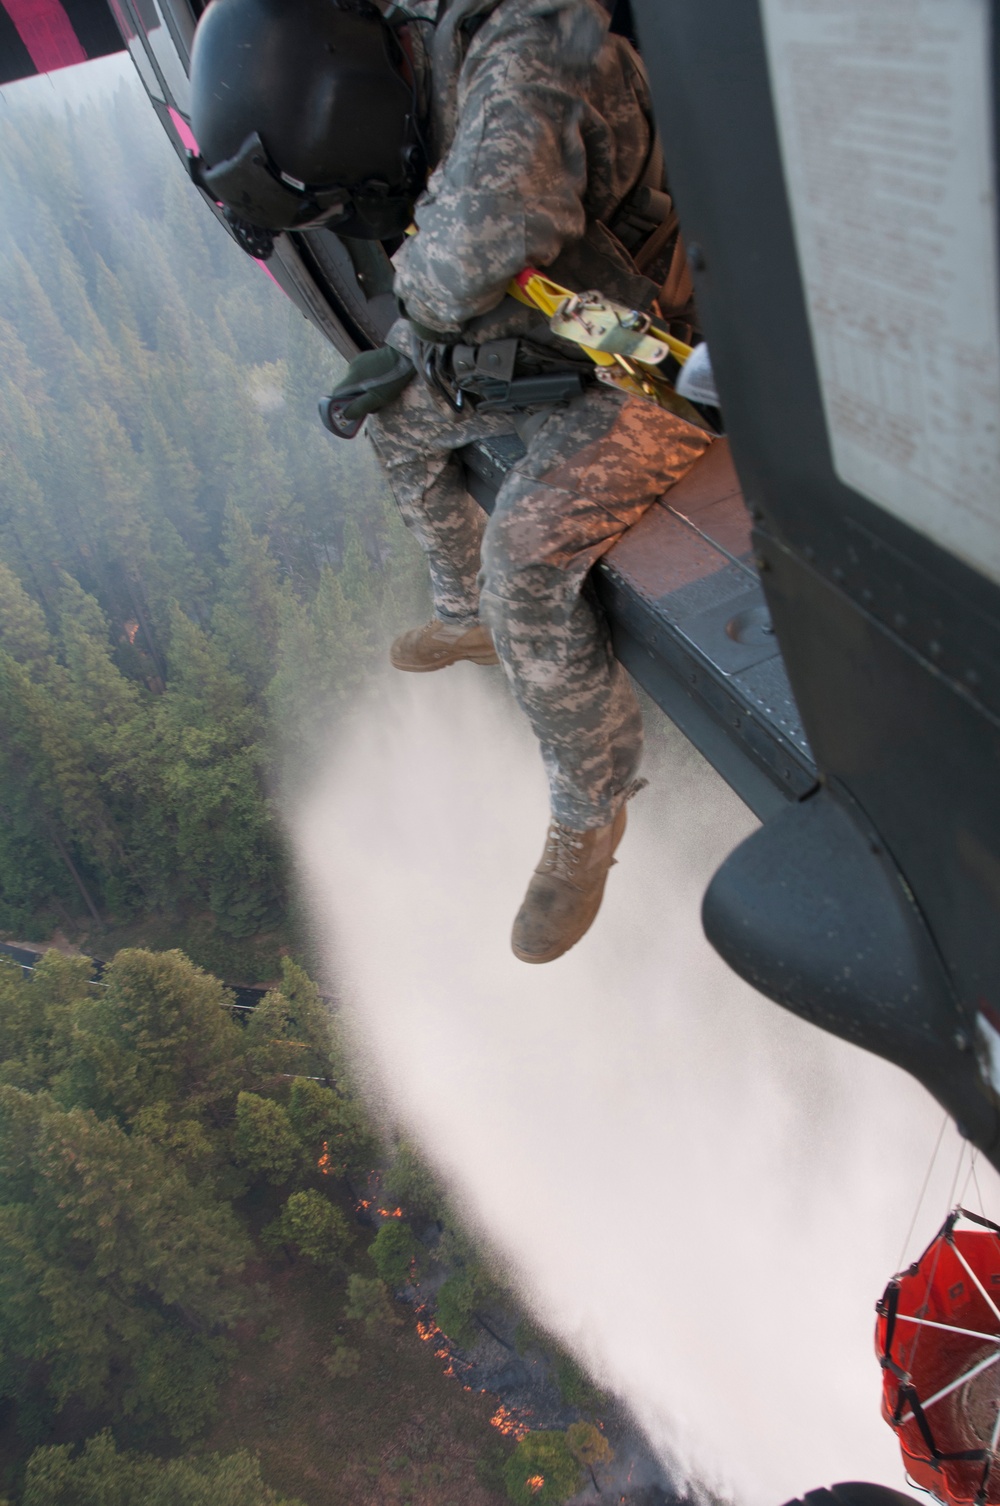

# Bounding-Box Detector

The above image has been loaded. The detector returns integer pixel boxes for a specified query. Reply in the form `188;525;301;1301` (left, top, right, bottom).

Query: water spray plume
291;669;997;1505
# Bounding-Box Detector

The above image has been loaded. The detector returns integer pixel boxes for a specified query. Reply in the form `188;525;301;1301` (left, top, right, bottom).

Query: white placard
760;0;1000;585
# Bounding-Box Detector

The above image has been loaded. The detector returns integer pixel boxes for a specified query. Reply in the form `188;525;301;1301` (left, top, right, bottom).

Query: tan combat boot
511;804;628;964
390;618;499;672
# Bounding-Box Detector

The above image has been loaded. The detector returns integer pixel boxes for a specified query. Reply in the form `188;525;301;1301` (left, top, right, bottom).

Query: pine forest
0;66;624;1506
0;75;425;967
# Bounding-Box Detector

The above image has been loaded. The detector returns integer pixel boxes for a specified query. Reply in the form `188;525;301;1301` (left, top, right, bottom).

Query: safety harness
430;268;706;425
320;269;710;438
510;268;698;409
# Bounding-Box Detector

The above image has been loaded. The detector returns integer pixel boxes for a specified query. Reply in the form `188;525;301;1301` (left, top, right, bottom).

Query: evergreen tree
343;1274;401;1332
263;1188;353;1268
23;1431;305;1506
212;507;285;698
233;1092;300;1186
566;1420;614;1492
369;1218;421;1288
285;1074;381;1191
383;1139;448;1222
503;1432;582;1506
0;78;423;938
0;950;92;1094
245;960;334;1084
0;1086;251;1438
55;947;245;1127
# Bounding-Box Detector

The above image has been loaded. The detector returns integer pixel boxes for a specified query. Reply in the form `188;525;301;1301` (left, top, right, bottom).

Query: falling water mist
289;665;998;1505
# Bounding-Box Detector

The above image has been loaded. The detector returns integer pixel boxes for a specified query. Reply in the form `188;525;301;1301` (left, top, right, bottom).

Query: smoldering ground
290;665;996;1505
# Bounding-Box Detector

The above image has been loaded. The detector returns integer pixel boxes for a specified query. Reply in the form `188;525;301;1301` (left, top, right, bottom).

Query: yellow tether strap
509;268;694;368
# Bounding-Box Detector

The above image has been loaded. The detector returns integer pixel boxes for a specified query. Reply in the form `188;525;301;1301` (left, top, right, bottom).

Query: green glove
319;347;415;438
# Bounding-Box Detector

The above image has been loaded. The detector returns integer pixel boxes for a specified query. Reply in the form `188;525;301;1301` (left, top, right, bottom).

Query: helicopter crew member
188;0;713;963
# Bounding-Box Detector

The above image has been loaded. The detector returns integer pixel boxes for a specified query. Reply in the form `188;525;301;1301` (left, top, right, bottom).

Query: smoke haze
0;51;130;111
291;667;998;1505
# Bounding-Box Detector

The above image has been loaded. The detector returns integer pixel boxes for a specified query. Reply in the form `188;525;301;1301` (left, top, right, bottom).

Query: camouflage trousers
368;375;712;830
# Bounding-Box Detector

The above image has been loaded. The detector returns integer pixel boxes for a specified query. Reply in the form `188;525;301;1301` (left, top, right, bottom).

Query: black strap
976;1454;995;1505
902;1206;972;1278
900;1384;944;1458
957;1208;1000;1238
877;1280;912;1384
898;1382;990;1464
881;1281;901;1368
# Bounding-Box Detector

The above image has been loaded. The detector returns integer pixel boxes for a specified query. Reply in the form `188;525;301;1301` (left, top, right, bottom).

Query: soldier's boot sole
390;620;500;673
511;805;628;965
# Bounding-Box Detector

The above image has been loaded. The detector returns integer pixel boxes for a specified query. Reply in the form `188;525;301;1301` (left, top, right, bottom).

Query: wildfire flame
123;619;139;644
315;1141;367;1180
413;1304;529;1435
526;1476;545;1494
490;1404;530;1441
377;1205;403;1218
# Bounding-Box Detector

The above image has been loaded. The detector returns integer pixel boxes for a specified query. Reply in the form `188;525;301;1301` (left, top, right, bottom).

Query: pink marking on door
168;107;199;156
172;107;286;290
3;0;85;72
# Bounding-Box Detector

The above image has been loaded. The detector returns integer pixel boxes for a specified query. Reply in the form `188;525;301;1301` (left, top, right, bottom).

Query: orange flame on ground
317;1142;332;1175
413;1305;528;1429
434;1346;456;1376
490;1405;530;1441
526;1476;545;1494
377;1206;403;1218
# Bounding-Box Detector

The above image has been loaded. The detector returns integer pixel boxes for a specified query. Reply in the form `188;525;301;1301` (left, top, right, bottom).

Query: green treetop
233;1092;301;1186
264;1188;353;1269
0;1086;251;1439
369;1218;421;1289
57;947;245;1127
503;1432;582;1506
23;1430;305;1506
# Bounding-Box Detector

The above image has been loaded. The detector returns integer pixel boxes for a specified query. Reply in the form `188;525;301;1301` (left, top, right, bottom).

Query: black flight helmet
188;0;426;242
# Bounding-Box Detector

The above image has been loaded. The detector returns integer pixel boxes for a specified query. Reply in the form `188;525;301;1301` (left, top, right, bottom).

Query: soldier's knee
367;389;443;465
480;503;551;608
480;533;532;612
366;403;410;459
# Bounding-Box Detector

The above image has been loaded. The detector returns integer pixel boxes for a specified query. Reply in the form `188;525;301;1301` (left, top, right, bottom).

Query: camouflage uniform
370;0;713;830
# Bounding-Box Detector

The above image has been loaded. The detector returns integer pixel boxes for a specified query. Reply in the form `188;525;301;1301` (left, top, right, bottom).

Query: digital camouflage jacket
390;0;661;341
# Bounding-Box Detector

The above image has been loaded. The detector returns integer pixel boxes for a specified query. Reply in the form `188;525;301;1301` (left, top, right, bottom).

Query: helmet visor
194;130;415;240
